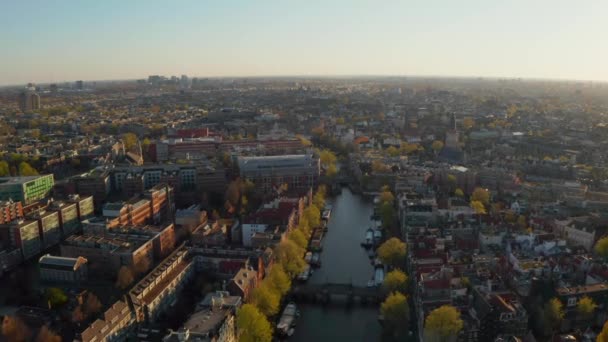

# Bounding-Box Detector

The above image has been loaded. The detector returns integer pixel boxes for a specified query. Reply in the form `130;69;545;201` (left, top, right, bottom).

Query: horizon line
2;73;608;88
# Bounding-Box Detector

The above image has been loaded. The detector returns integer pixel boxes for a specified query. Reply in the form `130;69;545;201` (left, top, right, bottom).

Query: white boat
311;253;321;267
304;252;312;263
361;228;374;248
297;265;311;281
322;209;331;221
374;266;385;286
373;229;382;242
277;302;298;335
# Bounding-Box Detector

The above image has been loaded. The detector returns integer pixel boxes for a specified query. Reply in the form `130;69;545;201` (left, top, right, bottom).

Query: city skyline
2;0;608;86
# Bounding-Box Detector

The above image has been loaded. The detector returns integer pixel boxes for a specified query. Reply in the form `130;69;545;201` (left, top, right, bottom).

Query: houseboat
361;228;374;248
311;252;321;267
298;264;312;282
277;302;299;336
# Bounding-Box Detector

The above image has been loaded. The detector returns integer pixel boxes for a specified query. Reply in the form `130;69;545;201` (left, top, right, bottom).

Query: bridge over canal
290;282;382;305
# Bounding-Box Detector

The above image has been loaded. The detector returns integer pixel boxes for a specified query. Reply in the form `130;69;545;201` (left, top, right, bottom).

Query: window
567;297;577;307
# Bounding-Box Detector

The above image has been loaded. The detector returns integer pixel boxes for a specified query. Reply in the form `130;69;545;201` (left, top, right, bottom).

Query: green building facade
0;175;55;204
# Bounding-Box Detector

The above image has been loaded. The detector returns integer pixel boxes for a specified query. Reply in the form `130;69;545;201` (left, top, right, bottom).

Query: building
226;266;258;302
78;300;135;342
39;254;88;283
18;87;40;112
0;219;41;260
27;209;61;249
144;184;173;224
49;201;81;237
0;200;24;224
129;246;194;322
163;291;241;342
0;175;54;205
71;169;111;205
61;233;154;278
237;154;320;195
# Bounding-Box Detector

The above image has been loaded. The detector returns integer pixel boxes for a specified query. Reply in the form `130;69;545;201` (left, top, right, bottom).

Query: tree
0;161;9;176
598;320;608;342
386;146;400;157
72;306;85;323
381;292;410;338
276;240;306;278
116;266;135;289
454;188;464;197
312;189;326;210
46;287;68;308
462;117;475;130
595;236;608;259
544;298;564;332
431;140;444;154
122;132;138;150
18;161;38;176
425;305;464;341
36;325;61;342
377;238;407;268
251;284;280;317
470;200;486;215
471;187;490;206
517;215;527;229
236;304;273;342
319;149;337;168
84;293;103;317
383;270;408;294
2;316;30;342
505;210;516;223
326;164;338;177
576;296;597;318
303;205;321;229
296;135;312;147
380;202;395;229
288;229;308;249
265;265;291;296
379;186;394;205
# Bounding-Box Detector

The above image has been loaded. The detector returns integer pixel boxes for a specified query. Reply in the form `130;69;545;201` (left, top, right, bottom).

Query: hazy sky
2;0;607;85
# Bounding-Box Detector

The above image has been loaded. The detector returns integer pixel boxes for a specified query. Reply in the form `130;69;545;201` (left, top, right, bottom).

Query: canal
290;187;382;342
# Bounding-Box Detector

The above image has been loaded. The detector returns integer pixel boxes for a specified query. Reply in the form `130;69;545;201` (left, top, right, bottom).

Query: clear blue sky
2;0;607;85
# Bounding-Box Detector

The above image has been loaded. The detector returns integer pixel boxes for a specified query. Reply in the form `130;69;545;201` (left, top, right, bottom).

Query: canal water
290;187;382;342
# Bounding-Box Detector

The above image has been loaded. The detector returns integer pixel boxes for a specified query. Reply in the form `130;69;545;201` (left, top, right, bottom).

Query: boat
367;279;376;288
297;265;311;282
309;229;324;252
311;252;321;267
277;302;298;336
321;209;331;221
361;228;374;248
367;249;375;259
373;229;382;243
374;265;385;286
304;251;312;263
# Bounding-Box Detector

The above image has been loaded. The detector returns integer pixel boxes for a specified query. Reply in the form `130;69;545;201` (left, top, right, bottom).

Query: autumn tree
454;188;464;197
544;298;564;332
471;187;490;206
312;187;326;210
251;284;280;317
288;229;308;250
303;205;321;229
424;305;464;342
265;264;291;296
319;149;337;169
326;164;338;177
598;320;608;342
470;200;486;215
122;132;138;151
462;117;475;130
386;146;400;157
0;161;9;176
576;296;597;319
381;292;410;338
84;293;103;317
2;316;31;342
236;304;273;342
431;140;444;154
18;161;38;176
276;240;306;278
595;236;608;259
36;325;61;342
379;186;394;205
116;266;135;290
377;238;407;268
46;287;68;308
382;269;408;294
